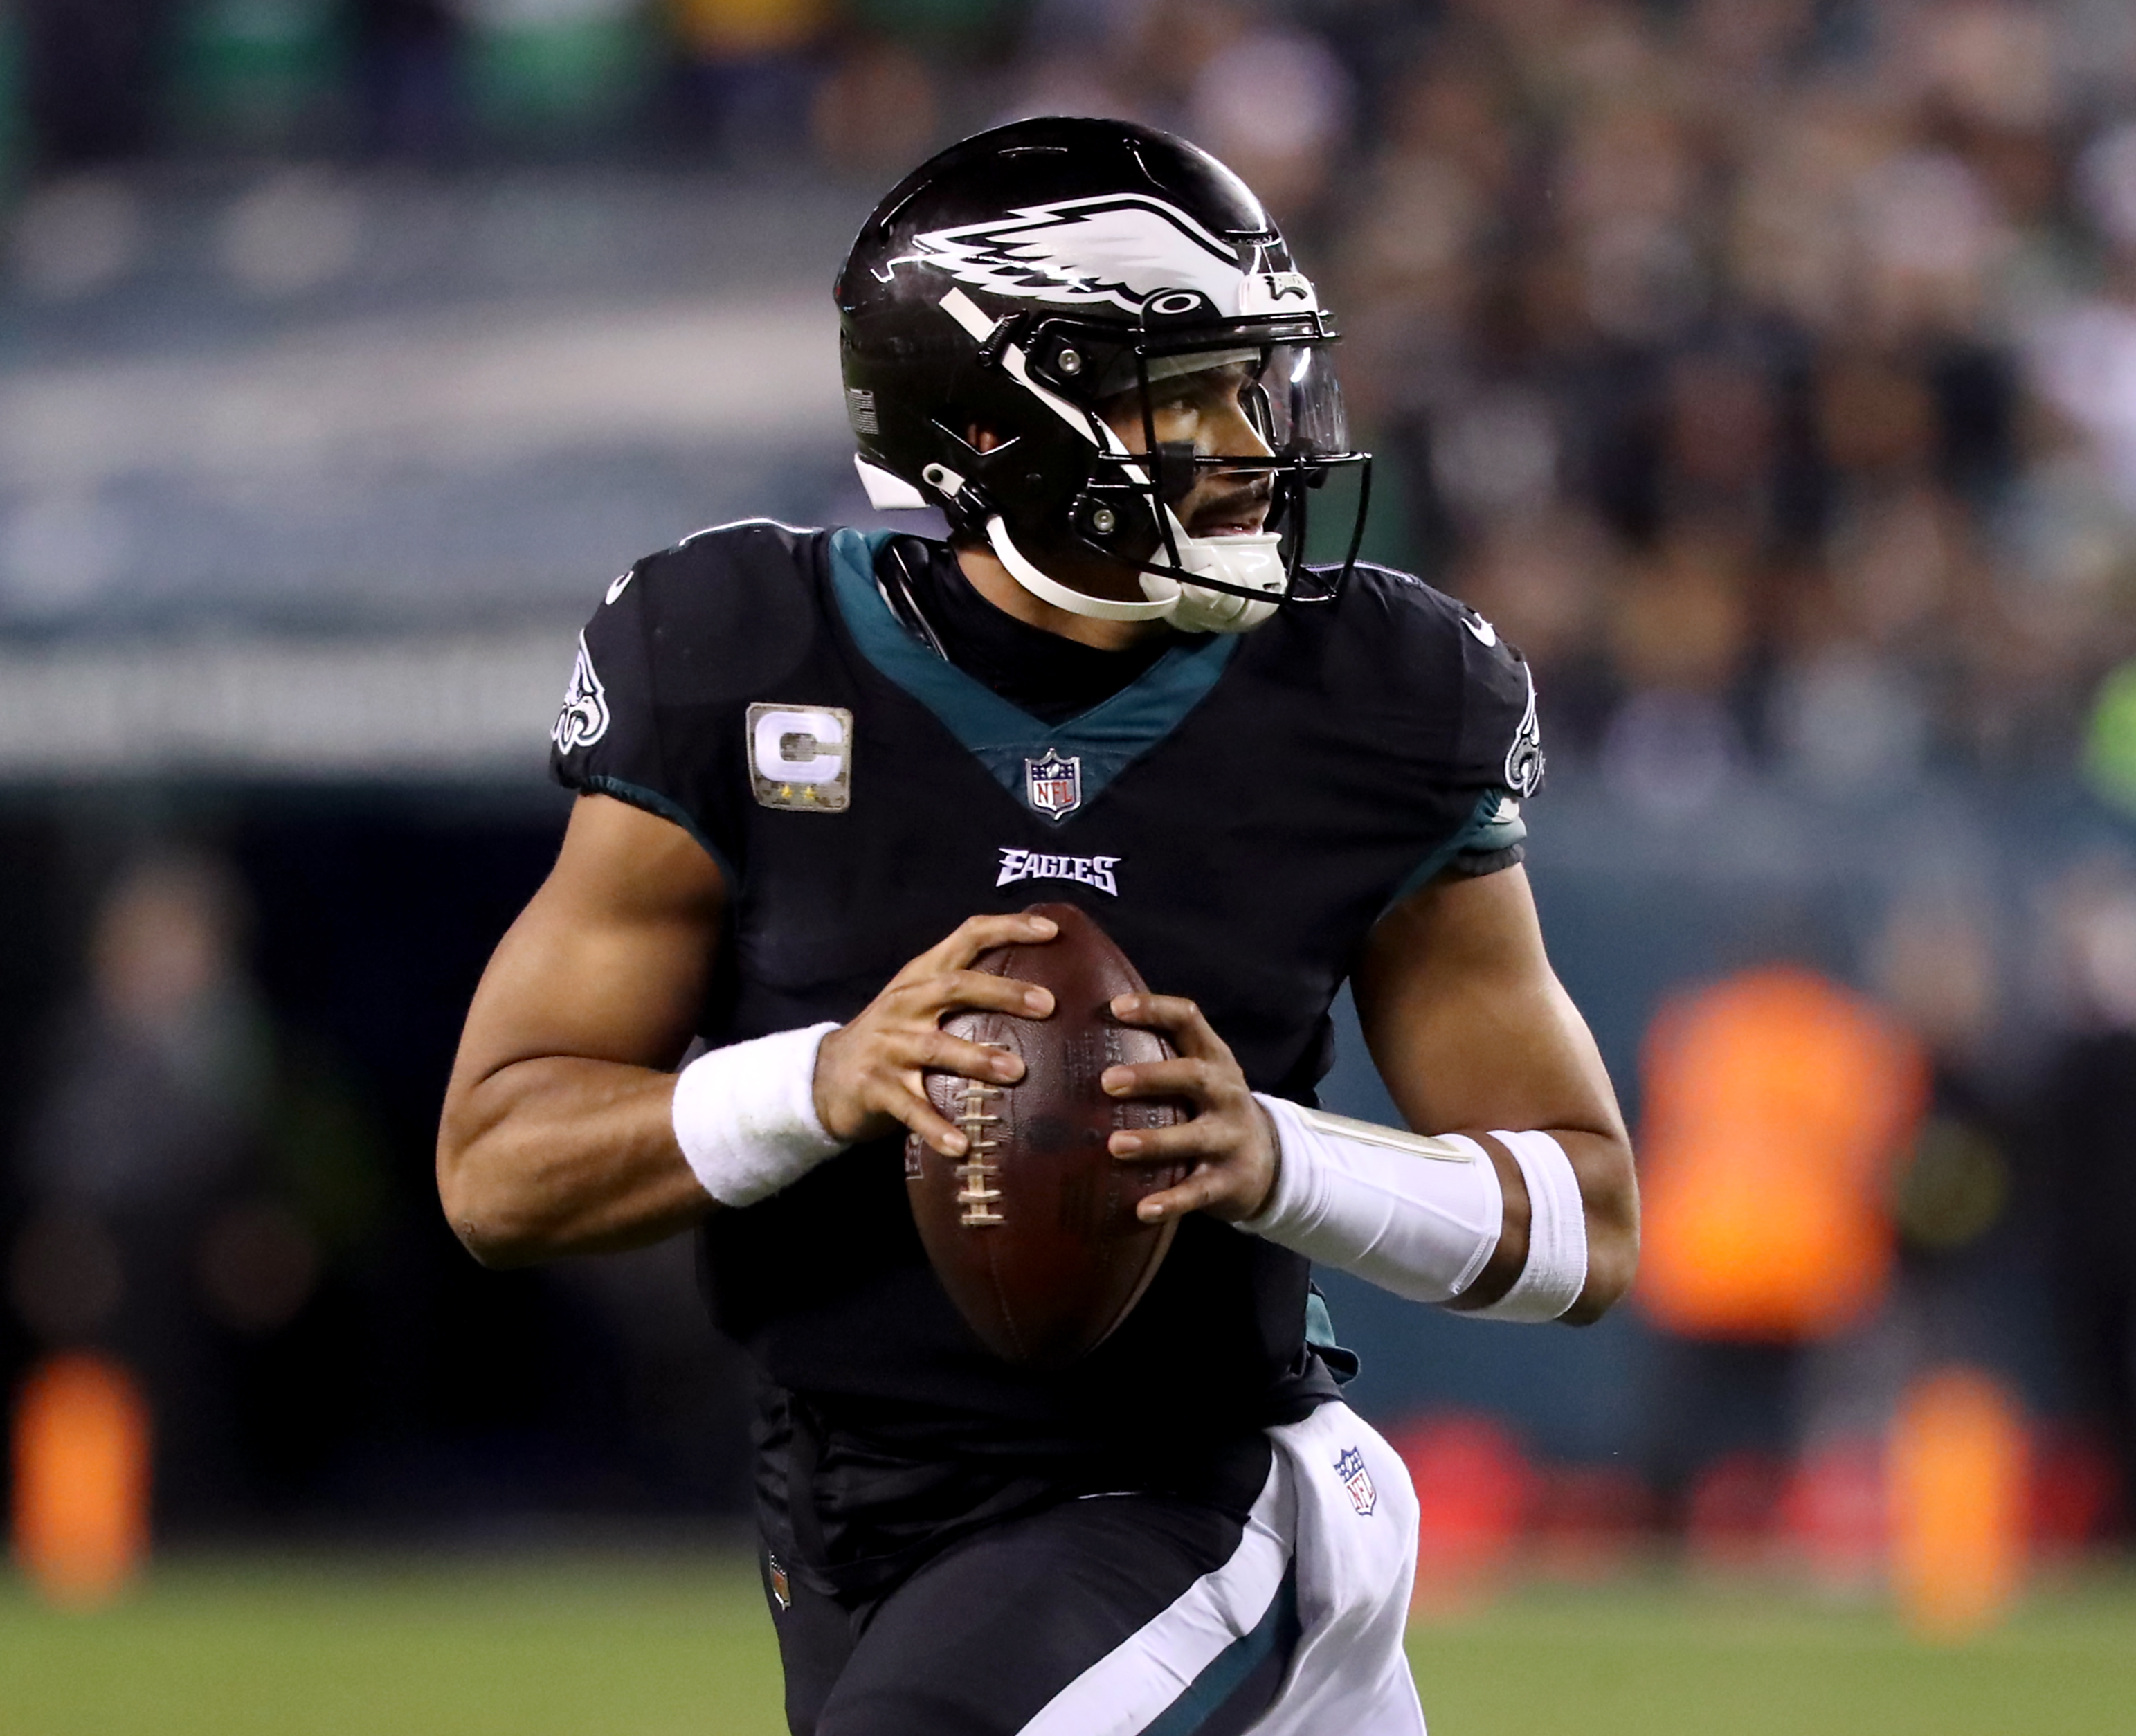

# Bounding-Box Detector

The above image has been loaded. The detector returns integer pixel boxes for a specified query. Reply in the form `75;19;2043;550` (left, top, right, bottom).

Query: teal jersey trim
1304;1286;1360;1386
1141;1560;1301;1736
826;527;1241;822
1382;785;1526;914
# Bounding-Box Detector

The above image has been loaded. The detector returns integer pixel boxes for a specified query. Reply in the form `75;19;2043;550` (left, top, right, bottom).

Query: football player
438;118;1638;1736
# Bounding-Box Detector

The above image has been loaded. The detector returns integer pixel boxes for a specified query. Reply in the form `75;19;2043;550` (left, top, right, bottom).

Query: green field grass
3;1553;2132;1735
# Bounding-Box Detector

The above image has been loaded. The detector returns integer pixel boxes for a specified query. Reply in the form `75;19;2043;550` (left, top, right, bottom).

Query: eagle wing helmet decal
902;194;1271;316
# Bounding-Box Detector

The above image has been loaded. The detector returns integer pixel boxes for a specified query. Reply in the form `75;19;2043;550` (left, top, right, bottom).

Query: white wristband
1239;1096;1504;1303
1467;1129;1587;1321
670;1023;845;1207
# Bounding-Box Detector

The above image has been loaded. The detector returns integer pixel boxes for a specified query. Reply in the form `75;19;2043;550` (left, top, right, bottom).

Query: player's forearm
437;1057;713;1268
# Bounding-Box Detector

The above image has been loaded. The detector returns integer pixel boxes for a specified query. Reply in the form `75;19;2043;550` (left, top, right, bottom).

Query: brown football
906;903;1190;1368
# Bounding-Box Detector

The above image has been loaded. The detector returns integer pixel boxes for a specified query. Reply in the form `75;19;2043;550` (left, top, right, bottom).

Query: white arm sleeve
1237;1095;1504;1303
670;1023;846;1207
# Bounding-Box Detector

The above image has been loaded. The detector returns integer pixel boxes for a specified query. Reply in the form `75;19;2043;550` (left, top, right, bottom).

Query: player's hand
1101;993;1278;1224
813;912;1057;1156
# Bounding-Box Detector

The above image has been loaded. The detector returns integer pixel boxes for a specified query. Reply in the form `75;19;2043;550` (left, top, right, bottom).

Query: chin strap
986;517;1177;622
986;512;1288;634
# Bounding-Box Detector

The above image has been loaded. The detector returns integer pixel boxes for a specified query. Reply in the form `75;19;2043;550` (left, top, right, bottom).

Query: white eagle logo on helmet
903;195;1314;319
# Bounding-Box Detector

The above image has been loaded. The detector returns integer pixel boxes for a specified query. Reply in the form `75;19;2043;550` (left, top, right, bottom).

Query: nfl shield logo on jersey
1024;750;1083;820
1335;1446;1377;1517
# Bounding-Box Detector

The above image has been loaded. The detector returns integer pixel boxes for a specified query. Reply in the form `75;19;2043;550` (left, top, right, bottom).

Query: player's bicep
1352;866;1621;1144
452;793;726;1085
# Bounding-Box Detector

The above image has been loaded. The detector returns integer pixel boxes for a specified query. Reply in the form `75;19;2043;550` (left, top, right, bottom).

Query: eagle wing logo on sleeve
902;195;1314;319
1505;662;1544;797
552;633;610;754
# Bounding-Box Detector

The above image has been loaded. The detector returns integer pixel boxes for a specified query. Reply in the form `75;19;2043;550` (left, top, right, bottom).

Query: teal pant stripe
1139;1559;1301;1736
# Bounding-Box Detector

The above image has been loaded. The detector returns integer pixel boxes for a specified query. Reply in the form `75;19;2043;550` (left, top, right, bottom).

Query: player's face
1099;357;1274;539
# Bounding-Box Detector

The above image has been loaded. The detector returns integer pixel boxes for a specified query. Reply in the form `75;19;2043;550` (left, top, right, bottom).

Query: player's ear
968;424;1004;453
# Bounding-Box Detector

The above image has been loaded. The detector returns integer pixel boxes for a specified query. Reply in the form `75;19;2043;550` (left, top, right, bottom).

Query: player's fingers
927;911;1059;973
1097;1056;1212;1101
921;968;1054;1020
900;1029;1025;1083
1109;993;1233;1062
1105;1112;1242;1164
884;913;1048;990
873;1081;972;1158
1134;1165;1245;1224
879;973;1041;1030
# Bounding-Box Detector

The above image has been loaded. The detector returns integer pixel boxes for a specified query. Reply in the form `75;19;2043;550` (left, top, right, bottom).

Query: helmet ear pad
975;439;1175;593
932;374;1169;579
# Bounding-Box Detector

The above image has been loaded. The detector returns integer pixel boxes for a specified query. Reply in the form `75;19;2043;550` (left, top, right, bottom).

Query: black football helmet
835;116;1370;632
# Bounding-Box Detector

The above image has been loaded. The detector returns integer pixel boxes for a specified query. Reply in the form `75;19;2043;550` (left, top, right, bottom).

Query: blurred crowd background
6;0;2136;1620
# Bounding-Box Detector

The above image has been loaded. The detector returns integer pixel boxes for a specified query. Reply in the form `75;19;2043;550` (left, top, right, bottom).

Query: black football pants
764;1488;1298;1736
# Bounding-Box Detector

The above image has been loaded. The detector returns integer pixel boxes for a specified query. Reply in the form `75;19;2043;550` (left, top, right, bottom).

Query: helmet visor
1102;341;1352;464
1244;342;1350;459
1049;332;1372;610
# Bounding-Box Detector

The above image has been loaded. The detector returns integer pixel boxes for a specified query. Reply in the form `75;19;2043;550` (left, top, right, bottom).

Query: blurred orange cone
1888;1367;2028;1638
10;1353;151;1607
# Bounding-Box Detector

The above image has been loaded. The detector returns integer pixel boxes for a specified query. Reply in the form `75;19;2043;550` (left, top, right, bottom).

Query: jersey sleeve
1335;566;1544;898
548;527;810;882
1440;598;1541;878
550;561;666;800
550;554;733;871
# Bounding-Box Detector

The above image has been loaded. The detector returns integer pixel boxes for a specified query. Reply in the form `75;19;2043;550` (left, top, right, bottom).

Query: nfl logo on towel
1335;1446;1377;1516
1024;750;1083;819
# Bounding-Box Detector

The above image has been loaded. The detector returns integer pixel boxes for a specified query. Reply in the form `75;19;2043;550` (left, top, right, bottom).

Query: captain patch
748;703;853;813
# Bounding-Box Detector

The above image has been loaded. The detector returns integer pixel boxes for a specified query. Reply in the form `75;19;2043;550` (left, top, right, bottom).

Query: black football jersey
550;522;1537;1462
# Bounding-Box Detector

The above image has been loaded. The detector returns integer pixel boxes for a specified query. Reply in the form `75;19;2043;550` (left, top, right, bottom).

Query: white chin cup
986;514;1285;633
1164;512;1285;634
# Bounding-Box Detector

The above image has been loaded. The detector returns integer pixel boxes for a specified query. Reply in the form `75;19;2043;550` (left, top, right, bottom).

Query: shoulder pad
608;521;830;708
1307;561;1544;795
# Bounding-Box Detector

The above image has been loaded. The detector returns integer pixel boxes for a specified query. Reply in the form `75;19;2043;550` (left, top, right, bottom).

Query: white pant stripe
1015;1471;1294;1736
1017;1402;1426;1736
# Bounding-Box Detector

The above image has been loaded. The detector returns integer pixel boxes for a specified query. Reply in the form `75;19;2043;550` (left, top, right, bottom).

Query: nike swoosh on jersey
1461;612;1497;647
606;570;633;605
